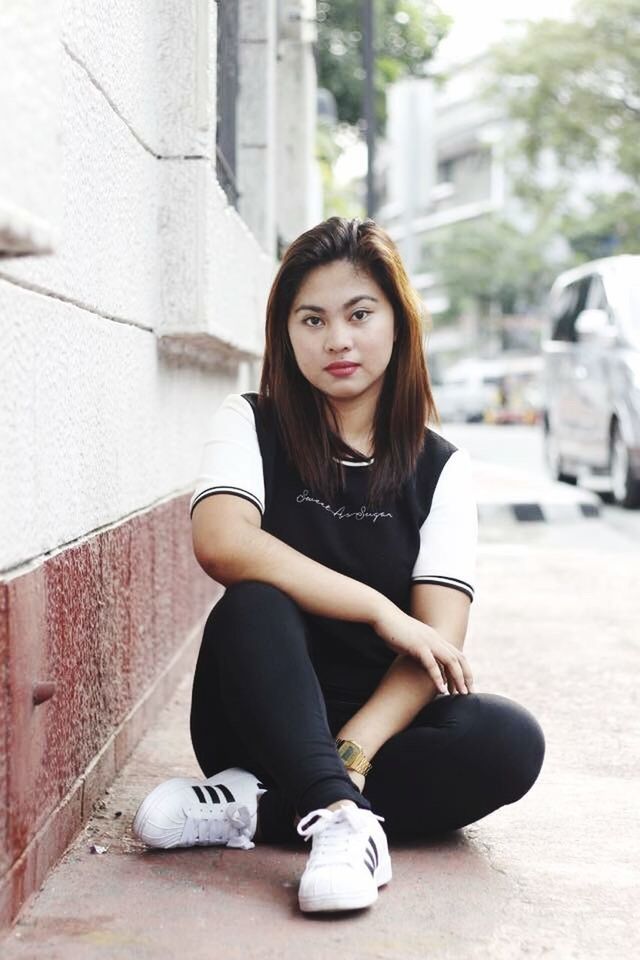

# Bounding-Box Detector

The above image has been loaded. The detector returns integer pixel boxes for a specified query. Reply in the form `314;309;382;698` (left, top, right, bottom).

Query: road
439;421;547;477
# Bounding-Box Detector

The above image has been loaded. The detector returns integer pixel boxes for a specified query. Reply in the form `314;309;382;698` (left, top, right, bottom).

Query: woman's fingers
462;658;475;692
418;649;448;694
436;645;473;695
412;640;459;694
446;660;467;694
380;611;474;695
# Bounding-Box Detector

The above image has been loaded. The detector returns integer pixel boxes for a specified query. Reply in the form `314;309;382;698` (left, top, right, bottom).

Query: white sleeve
189;394;265;518
411;449;478;602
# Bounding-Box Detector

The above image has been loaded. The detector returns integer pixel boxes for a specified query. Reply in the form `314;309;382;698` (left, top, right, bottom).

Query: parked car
483;355;543;425
541;254;640;508
432;359;501;423
434;355;543;425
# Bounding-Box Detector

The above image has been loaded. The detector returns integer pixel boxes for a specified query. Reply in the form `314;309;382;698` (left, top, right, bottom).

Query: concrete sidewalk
2;481;638;958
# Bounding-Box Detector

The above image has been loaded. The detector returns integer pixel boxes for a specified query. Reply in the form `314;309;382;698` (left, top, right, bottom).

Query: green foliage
316;0;450;133
488;0;640;183
316;124;366;219
560;191;640;261
481;0;640;266
426;215;567;321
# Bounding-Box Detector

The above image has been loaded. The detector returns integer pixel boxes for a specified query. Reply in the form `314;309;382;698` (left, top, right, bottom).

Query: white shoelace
180;802;255;850
297;807;384;866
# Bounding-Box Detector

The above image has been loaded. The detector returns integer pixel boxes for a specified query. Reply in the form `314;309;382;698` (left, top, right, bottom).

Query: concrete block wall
0;1;60;254
275;0;323;244
1;2;274;350
0;0;319;929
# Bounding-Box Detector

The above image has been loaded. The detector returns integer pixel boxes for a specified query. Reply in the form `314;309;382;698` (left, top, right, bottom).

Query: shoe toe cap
299;863;374;898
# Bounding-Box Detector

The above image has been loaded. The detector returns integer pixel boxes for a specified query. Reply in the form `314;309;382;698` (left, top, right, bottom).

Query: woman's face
287;259;396;412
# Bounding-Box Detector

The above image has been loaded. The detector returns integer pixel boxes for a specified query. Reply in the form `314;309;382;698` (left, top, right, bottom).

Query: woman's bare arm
192;495;470;694
335;584;473;764
193;493;391;626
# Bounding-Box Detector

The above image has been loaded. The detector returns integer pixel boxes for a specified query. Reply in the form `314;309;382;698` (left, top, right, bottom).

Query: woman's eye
352;309;370;321
303;316;323;327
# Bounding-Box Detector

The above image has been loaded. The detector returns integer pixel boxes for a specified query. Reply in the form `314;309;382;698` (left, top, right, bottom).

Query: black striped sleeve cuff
411;575;475;602
189;487;264;518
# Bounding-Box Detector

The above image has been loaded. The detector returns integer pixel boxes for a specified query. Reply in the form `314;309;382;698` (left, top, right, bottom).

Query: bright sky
437;0;576;64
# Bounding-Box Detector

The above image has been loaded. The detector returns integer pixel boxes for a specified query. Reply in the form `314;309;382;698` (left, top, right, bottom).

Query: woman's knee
207;580;299;629
476;693;545;801
204;580;308;659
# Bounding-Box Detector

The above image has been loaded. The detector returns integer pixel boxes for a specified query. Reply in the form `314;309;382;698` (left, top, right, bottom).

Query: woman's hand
372;601;474;695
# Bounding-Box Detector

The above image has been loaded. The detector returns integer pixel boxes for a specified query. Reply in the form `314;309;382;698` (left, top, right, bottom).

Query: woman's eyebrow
294;295;379;314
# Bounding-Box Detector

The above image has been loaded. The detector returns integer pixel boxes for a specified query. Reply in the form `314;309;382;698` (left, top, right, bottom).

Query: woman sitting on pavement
132;216;545;914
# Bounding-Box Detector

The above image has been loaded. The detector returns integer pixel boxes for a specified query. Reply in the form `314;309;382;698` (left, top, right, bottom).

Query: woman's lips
324;362;360;377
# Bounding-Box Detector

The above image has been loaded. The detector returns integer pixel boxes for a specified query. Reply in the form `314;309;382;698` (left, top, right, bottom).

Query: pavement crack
472;836;516;881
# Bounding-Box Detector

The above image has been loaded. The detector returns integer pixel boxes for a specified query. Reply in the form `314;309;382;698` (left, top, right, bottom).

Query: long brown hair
259;216;438;503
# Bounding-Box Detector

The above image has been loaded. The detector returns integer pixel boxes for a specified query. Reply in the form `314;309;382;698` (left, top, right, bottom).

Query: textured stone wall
0;0;320;928
0;0;287;928
0;497;220;925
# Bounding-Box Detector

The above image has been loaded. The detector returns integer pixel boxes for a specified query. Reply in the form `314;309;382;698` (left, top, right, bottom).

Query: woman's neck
329;395;376;457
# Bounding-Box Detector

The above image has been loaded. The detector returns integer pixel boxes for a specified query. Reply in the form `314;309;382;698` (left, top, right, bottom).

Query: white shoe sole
132;778;196;848
298;859;392;913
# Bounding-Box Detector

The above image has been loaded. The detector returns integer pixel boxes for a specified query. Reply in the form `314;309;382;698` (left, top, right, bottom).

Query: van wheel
544;424;577;485
610;422;640;508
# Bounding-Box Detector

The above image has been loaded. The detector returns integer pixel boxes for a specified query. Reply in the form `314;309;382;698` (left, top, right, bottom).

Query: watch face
339;742;359;764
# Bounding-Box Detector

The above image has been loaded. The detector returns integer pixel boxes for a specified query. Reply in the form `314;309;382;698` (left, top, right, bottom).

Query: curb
478;500;601;523
471;460;602;523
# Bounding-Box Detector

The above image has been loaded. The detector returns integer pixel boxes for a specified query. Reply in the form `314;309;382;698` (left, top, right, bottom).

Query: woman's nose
324;321;353;353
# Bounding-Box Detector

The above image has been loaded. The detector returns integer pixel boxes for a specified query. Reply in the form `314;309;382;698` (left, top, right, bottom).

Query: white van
542;255;640;507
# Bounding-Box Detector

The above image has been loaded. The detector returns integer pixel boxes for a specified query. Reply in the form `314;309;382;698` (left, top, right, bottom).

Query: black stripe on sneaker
369;836;379;867
364;854;375;876
212;783;235;802
203;785;220;804
192;785;207;803
365;848;376;872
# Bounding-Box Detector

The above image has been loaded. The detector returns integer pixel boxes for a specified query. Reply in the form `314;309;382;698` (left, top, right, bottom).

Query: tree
316;123;365;220
489;0;640;181
487;0;640;258
560;191;640;260
316;0;450;135
426;215;566;326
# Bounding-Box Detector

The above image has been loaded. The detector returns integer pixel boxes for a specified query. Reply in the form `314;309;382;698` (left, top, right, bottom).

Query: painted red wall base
0;494;219;928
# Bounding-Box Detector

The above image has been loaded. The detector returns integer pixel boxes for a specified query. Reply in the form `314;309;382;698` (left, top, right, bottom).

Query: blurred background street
317;0;640;510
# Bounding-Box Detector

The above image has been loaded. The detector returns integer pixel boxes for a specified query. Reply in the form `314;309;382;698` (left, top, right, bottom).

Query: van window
586;275;610;315
550;277;591;342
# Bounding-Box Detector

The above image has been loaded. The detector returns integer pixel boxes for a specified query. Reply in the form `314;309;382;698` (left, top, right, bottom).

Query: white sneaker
297;805;392;912
132;767;266;850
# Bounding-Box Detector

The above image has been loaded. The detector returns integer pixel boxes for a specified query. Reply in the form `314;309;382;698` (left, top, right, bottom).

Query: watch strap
335;738;372;776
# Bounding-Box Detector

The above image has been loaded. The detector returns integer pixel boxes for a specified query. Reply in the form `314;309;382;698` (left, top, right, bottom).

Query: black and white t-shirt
190;393;477;698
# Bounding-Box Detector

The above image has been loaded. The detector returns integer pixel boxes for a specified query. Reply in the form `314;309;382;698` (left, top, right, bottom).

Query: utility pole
363;0;376;217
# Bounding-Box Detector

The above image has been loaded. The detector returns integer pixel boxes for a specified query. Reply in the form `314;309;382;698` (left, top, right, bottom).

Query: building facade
0;0;319;927
379;55;507;321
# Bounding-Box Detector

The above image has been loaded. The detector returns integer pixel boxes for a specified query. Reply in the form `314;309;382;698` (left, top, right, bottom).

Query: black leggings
190;582;545;843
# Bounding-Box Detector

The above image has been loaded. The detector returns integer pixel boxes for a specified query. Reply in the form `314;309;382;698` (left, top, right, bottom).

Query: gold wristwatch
336;738;372;777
